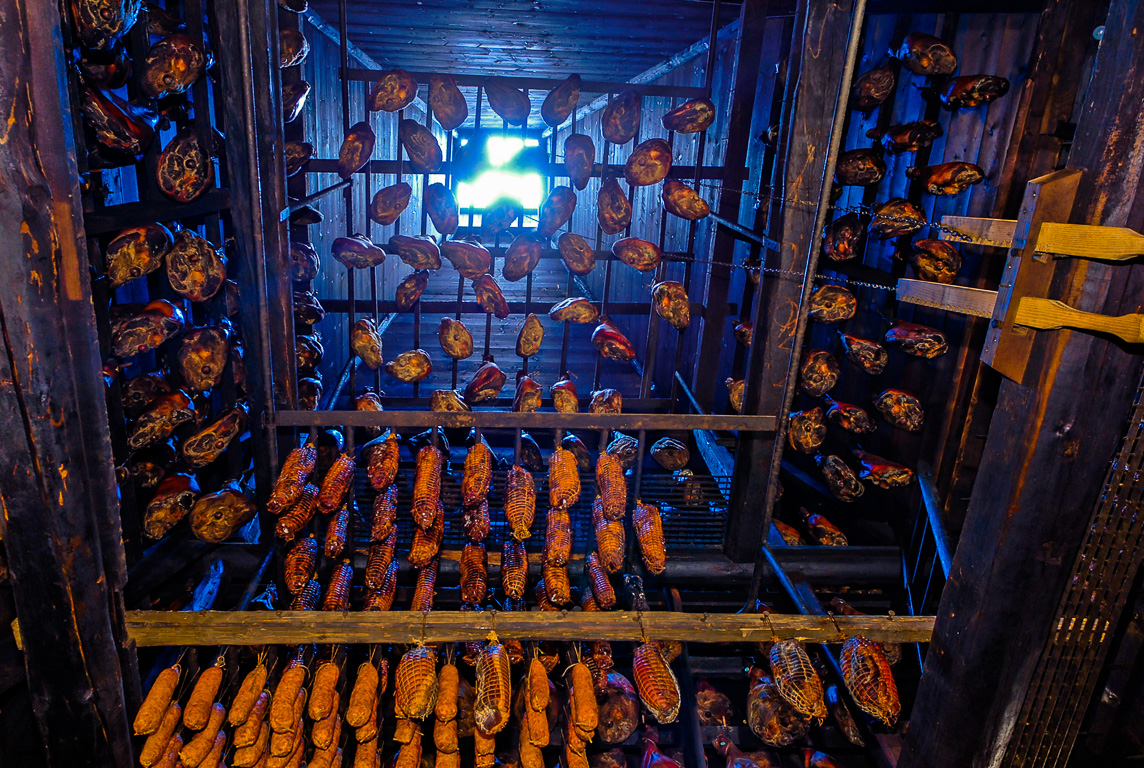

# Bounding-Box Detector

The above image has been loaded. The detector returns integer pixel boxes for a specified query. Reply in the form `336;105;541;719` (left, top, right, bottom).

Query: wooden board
10;610;936;649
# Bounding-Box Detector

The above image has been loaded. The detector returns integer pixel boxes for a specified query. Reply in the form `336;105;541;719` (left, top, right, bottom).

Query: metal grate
350;464;731;553
1006;362;1144;767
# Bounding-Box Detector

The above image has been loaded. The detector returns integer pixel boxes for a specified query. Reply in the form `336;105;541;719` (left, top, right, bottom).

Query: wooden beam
724;0;862;561
0;0;136;763
691;0;769;412
274;408;776;432
11;611;936;649
215;0;295;477
900;2;1144;766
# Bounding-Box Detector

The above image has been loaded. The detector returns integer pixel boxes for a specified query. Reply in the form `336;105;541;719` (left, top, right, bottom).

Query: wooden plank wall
299;18;434;392
785;12;1040;534
550;29;750;401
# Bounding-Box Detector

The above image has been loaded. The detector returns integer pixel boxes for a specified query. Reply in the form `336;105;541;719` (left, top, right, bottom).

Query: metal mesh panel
351;464;730;553
1006;363;1144;767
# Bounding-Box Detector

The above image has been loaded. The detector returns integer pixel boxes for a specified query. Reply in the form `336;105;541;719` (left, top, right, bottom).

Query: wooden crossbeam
12;611;934;649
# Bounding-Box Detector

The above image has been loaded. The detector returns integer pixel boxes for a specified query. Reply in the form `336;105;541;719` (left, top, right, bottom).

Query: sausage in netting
133;665;181;735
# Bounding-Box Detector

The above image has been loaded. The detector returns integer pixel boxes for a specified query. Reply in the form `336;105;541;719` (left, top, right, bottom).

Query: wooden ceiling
306;0;742;80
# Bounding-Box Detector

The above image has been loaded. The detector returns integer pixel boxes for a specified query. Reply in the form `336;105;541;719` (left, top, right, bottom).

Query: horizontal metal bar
306;159;746;181
413;546;905;586
283;178;352;221
16;610;934;648
84;189;231;236
319;299;723;318
709;212;781;251
340;68;708;98
274;409;776;432
375;396;675;410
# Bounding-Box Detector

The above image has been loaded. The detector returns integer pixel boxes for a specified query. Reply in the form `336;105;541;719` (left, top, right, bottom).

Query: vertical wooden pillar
722;0;857;560
0;0;135;765
690;0;769;411
900;2;1144;766
214;0;294;501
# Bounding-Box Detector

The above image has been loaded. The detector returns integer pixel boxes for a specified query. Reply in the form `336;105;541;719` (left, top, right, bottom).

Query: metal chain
683;181;992;293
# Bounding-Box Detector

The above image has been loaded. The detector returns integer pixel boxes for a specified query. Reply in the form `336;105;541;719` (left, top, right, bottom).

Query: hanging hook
763;611;777;643
827;610;845;643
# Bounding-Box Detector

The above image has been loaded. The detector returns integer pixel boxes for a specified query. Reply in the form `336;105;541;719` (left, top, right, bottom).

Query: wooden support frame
724;0;865;562
691;0;770;411
0;0;137;763
900;1;1144;765
11;610;936;649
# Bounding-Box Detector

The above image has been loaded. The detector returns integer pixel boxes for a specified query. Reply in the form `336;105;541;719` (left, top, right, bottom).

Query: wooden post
900;3;1144;766
213;0;292;499
0;0;136;764
723;0;859;561
690;0;769;411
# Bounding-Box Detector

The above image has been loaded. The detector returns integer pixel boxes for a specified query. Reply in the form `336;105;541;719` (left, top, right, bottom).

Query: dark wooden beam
214;0;294;490
691;0;769;412
0;0;136;763
900;3;1144;766
723;0;862;561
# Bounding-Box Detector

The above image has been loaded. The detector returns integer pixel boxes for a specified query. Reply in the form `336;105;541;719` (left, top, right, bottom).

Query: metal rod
304;158;737;181
917;460;954;578
747;0;869;608
283;178;352;219
340;69;708;98
640;116;676;401
702;0;724;96
708;212;782;250
674;370;706;415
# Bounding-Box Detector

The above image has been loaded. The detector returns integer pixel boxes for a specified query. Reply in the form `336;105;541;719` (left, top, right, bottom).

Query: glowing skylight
456;135;543;213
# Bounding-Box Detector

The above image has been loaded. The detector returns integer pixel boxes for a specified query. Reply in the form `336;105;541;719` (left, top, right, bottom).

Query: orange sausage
269;667;306;732
134;665;180;735
345;662;378;728
230;662;268;725
234;690;269;747
138;702;182;767
184;664;225;730
180;702;226;766
308;660;340;721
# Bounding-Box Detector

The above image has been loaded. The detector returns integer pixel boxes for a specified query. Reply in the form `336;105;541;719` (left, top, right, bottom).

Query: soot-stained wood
215;0;290;501
722;0;856;561
0;0;136;764
306;0;742;80
900;3;1144;766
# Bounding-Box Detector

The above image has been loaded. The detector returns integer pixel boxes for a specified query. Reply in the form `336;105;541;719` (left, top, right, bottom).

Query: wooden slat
341;68;707;97
9;611;936;649
308;0;740;79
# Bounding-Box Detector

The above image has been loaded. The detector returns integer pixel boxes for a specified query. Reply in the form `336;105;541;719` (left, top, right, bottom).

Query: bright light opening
457;171;544;210
455;134;544;216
